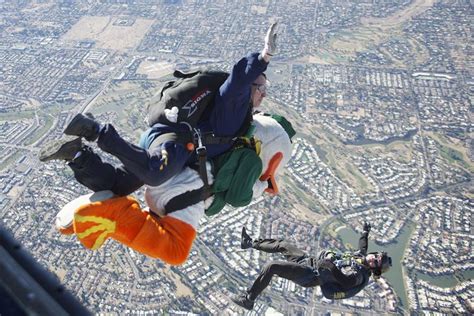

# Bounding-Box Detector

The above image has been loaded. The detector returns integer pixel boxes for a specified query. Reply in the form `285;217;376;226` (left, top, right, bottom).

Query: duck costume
55;113;295;265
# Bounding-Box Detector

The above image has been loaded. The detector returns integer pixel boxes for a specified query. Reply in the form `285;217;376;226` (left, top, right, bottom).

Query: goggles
252;83;267;94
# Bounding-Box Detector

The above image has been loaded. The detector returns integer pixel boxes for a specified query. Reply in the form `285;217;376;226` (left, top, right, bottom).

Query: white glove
164;106;179;123
261;22;278;62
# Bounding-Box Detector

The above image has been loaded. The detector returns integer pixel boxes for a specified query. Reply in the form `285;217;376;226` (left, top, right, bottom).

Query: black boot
231;293;254;310
39;136;83;162
241;227;253;249
64;112;100;141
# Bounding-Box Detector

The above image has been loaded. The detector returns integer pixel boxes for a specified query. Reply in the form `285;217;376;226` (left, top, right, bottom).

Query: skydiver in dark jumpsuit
231;223;392;310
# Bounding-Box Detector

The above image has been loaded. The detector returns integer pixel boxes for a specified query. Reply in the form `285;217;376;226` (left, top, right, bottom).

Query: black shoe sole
39;136;82;162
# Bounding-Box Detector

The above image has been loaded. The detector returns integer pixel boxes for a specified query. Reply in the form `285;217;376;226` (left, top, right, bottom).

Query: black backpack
147;69;229;127
145;69;255;213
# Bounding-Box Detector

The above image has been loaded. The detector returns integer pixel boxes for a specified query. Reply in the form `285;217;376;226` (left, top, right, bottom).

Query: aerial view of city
0;0;472;315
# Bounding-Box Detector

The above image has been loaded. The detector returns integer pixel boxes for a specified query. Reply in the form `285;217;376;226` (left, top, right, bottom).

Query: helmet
371;252;392;277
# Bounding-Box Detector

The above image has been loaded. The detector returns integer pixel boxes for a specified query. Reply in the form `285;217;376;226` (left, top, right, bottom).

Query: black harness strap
201;133;235;145
164;163;214;214
199;105;253;146
193;128;210;189
199;133;258;152
164;186;208;214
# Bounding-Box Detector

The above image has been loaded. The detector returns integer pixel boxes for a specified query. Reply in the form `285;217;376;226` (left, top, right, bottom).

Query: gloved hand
363;222;371;233
261;22;278;62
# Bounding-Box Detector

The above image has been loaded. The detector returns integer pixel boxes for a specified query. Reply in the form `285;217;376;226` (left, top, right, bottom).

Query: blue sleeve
97;124;191;186
210;52;268;137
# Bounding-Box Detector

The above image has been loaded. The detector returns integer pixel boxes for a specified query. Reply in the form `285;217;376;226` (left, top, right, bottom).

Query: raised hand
363;222;371;233
264;22;278;56
261;22;278;62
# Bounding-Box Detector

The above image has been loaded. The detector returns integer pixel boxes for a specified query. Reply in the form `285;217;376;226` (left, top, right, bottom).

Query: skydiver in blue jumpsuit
39;23;278;196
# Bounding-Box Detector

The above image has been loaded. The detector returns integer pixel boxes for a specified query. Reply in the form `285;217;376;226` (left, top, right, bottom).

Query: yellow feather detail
75;214;116;240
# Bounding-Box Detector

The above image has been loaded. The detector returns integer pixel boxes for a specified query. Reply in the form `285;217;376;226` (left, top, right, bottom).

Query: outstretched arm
211;23;278;136
358;222;371;255
216;52;268;102
219;21;278;97
220;22;278;98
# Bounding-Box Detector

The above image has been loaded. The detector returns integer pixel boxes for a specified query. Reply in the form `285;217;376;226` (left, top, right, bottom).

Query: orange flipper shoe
56;191;115;235
73;195;144;250
72;194;196;265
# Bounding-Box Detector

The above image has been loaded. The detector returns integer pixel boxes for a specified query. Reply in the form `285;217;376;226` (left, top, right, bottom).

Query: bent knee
263;260;283;273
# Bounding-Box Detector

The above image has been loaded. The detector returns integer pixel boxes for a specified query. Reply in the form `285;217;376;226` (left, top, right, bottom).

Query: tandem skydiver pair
40;23;295;265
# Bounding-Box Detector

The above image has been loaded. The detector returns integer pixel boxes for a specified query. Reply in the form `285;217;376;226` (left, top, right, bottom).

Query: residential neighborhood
0;0;472;314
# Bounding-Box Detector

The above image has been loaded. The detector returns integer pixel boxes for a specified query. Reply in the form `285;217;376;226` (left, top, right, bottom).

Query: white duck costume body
56;113;294;265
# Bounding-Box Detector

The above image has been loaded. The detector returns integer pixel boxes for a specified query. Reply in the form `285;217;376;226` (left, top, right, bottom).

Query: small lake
342;129;418;146
336;222;473;310
415;269;474;288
